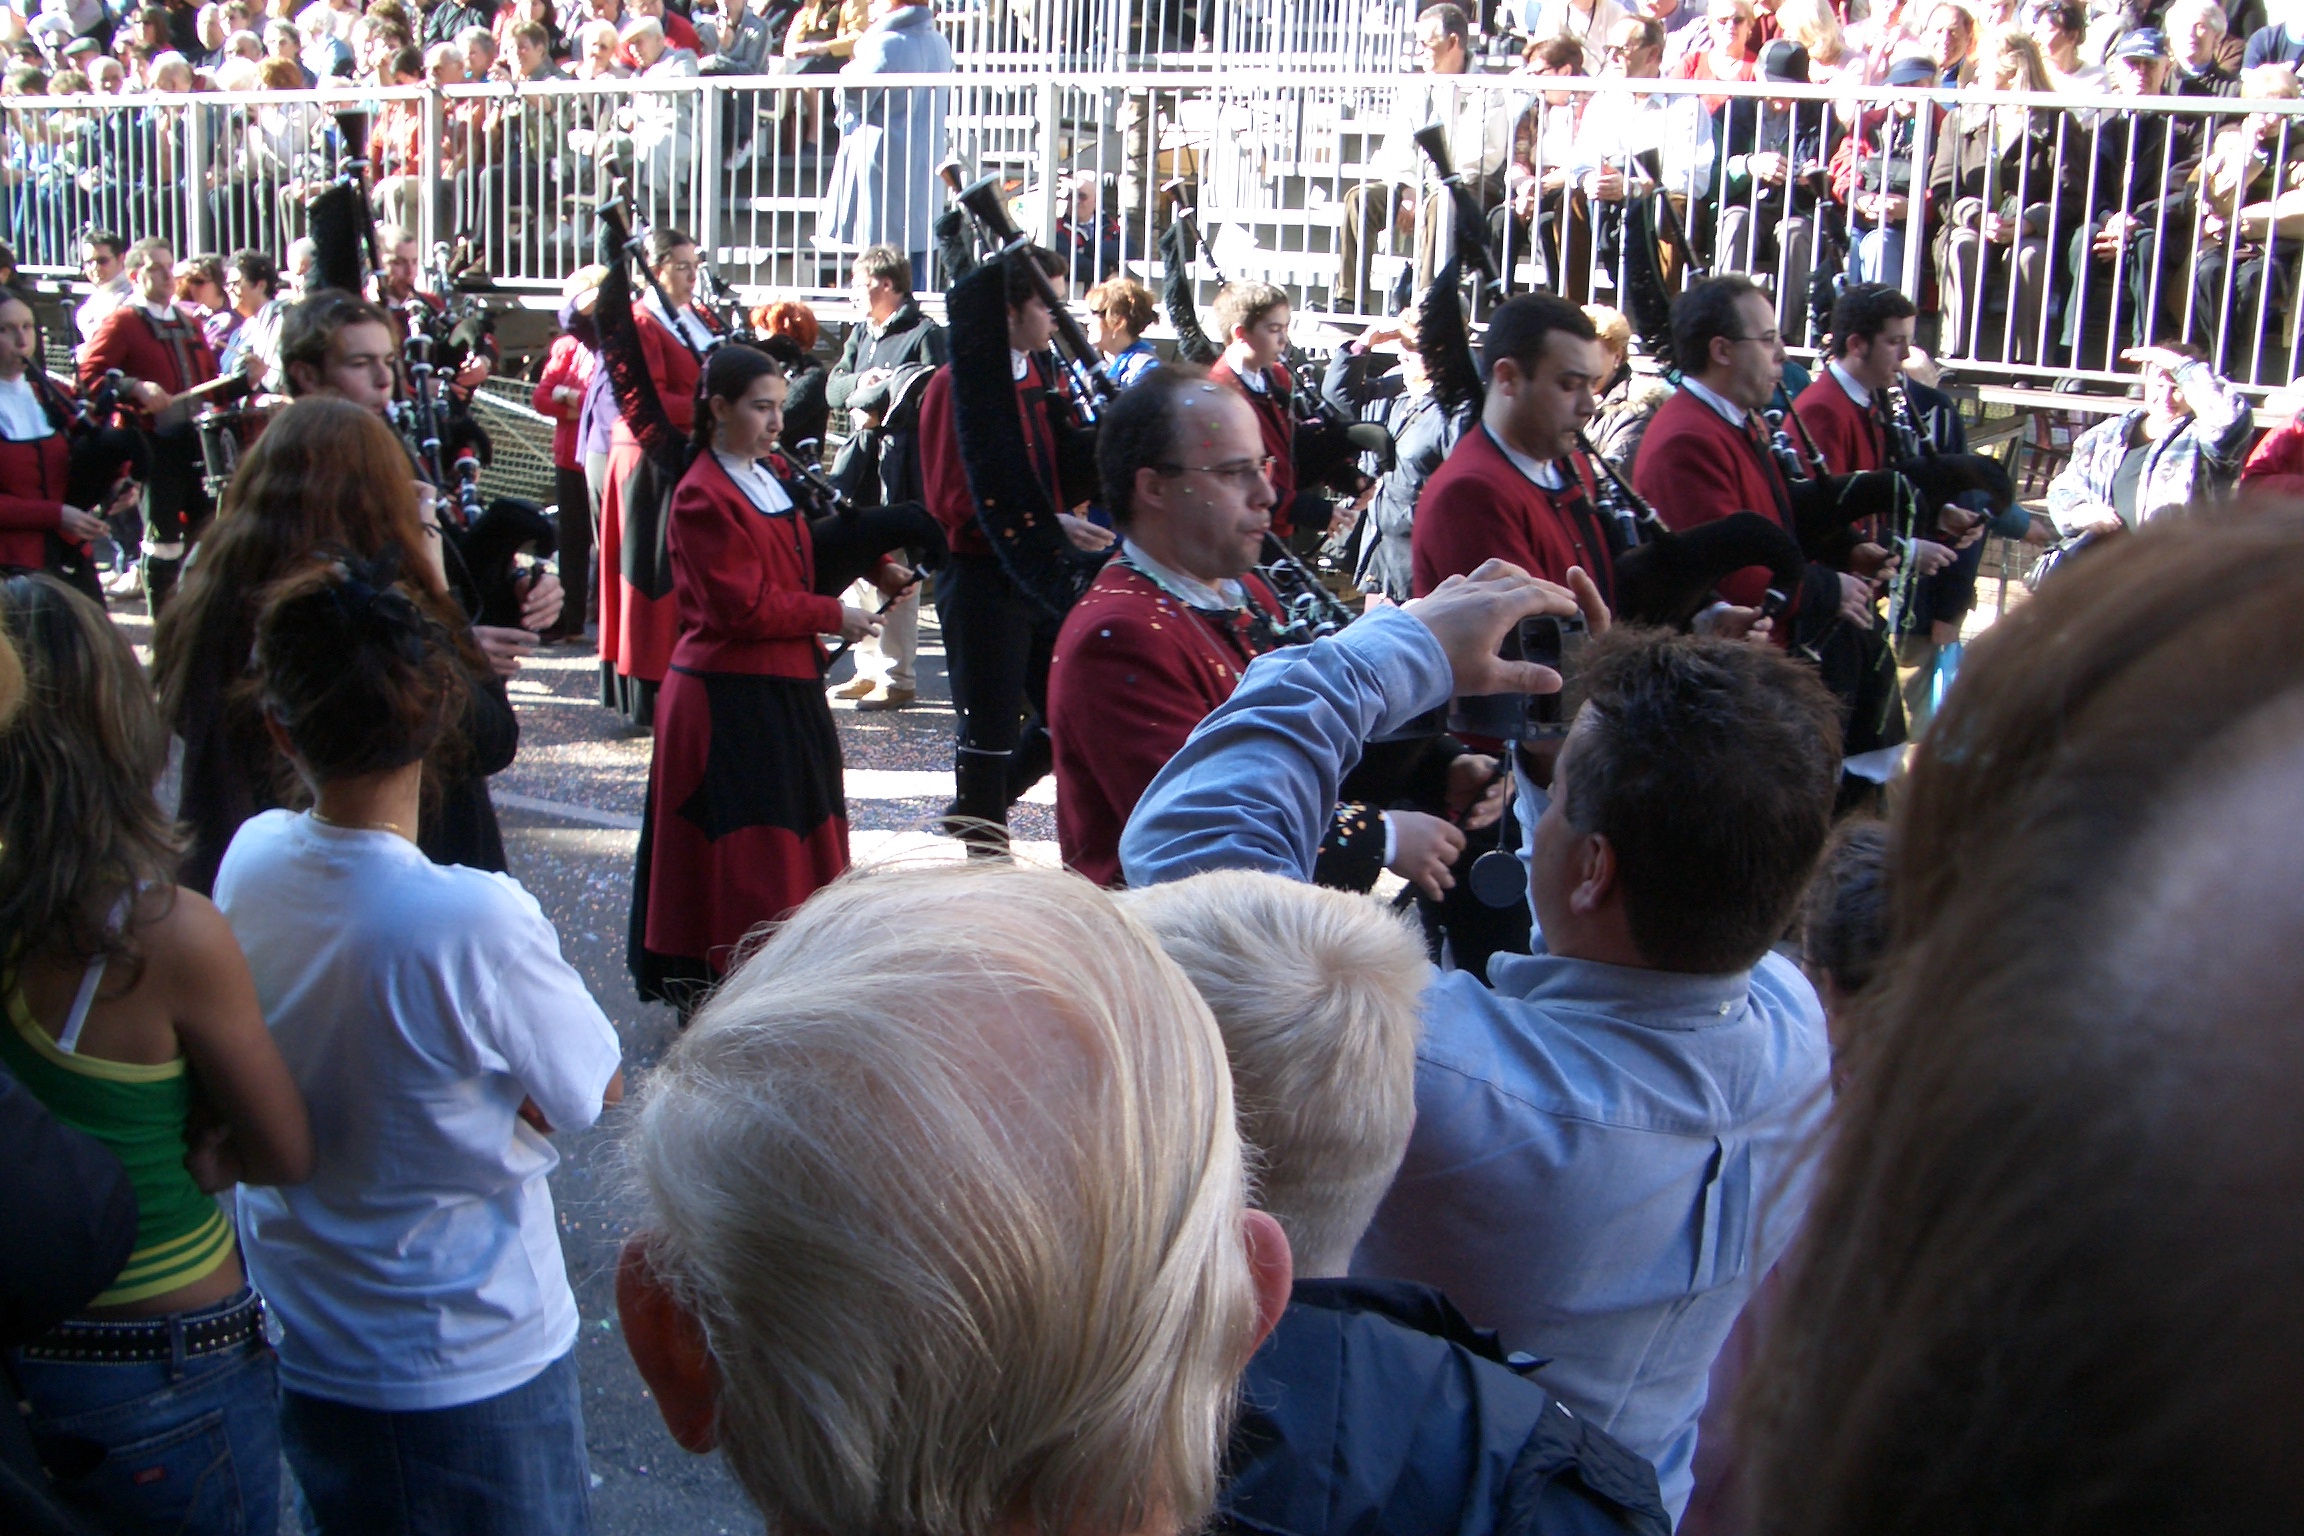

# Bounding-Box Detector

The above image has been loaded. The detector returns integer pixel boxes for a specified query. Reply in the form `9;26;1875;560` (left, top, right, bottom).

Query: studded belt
16;1291;265;1365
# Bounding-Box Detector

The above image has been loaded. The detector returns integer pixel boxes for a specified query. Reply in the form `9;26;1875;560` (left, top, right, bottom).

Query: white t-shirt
217;811;623;1412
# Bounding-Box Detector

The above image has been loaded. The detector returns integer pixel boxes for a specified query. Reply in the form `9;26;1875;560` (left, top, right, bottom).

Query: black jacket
827;301;949;504
1219;1280;1672;1536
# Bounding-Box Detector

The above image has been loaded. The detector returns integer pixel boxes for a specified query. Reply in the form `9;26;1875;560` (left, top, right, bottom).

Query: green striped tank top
0;976;235;1307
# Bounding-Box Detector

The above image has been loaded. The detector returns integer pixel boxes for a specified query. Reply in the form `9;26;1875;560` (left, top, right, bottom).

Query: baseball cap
1760;38;1811;82
2110;26;2171;60
1885;54;1936;85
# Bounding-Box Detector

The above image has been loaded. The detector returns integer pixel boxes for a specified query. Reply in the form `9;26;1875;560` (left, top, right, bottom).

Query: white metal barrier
6;73;2299;389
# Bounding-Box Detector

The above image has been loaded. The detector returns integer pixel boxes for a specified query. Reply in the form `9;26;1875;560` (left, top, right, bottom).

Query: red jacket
1211;357;1301;538
0;423;71;571
666;450;844;678
1792;369;1887;477
918;356;1069;560
1411;424;1613;599
532;332;596;471
1049;560;1284;886
79;302;218;424
1633;385;1800;611
2242;415;2304;500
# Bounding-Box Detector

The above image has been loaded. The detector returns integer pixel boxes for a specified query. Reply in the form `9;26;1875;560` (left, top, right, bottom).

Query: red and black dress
631;448;849;1007
597;296;712;729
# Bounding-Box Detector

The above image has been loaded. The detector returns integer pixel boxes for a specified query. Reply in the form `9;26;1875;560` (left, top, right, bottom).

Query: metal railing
9;73;2300;392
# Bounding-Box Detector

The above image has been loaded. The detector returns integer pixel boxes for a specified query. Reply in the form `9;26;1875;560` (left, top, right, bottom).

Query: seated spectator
616;861;1291;1536
1564;16;1715;301
2167;0;2241;92
1830;54;1943;288
1085;273;1161;390
2058;28;2194;368
2025;0;2106;90
1776;0;1870;85
2046;342;2252;538
219;552;623;1536
1122;869;1674;1536
1495;34;1586;290
2243;0;2304;67
1716;39;1832;345
779;0;864;71
1741;499;2304;1534
1054;173;1125;290
1933;30;2071;364
2184;63;2304;380
0;573;311;1536
1123;574;1840;1522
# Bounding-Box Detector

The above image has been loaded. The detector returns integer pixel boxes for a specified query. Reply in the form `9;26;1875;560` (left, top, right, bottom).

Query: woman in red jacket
0;292;111;597
631;345;878;1012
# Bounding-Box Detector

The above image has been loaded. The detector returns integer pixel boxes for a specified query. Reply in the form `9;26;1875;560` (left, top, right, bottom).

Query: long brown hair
1739;501;2304;1533
0;574;182;971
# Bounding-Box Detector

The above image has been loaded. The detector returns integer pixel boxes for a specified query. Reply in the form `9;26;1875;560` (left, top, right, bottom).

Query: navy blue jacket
1219;1280;1673;1536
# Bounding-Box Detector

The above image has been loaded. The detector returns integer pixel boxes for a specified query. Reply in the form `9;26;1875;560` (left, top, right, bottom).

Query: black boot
942;747;1011;859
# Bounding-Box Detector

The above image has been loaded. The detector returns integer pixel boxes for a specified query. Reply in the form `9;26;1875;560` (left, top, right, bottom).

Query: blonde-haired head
1121;870;1430;1276
627;861;1257;1536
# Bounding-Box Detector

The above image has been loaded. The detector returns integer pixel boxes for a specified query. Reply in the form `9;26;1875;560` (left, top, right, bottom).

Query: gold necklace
311;810;411;837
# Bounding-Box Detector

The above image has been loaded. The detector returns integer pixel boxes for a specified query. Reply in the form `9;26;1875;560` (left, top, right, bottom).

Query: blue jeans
281;1349;592;1536
9;1293;282;1536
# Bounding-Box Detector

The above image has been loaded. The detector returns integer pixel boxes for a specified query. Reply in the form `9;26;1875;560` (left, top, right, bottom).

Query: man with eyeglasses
1048;363;1505;898
1561;17;1713;303
72;230;131;348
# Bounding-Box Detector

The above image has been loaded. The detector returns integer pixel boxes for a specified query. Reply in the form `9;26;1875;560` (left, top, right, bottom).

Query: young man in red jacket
79;237;236;614
1410;294;1617;602
1208;280;1308;541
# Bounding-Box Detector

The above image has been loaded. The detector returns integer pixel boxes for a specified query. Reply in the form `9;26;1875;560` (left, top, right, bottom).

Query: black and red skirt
630;665;849;1008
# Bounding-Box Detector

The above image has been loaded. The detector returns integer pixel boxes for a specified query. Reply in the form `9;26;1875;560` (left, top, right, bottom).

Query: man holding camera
1122;564;1837;1524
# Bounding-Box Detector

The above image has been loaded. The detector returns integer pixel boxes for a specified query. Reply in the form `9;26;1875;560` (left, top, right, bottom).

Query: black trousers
141;429;213;617
935;552;1056;841
549;464;593;640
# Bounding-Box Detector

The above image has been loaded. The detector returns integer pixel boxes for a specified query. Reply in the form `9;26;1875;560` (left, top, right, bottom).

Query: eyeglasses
1155;455;1275;490
1601;42;1641;57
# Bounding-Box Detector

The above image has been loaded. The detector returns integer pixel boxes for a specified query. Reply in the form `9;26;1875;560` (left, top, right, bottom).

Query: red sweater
918;356;1069;559
1792;369;1887;477
666;451;844;678
79;302;218;424
1049;560;1284;886
2242;415;2304;500
1634;385;1801;611
1211;357;1301;538
531;332;596;470
1411;424;1614;599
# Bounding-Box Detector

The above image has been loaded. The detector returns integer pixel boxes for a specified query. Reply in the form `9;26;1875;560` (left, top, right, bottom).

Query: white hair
1120;870;1431;1275
626;862;1259;1536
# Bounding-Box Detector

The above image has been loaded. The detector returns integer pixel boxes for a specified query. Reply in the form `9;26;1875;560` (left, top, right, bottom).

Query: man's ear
1240;1209;1294;1360
1569;831;1617;916
616;1236;720;1454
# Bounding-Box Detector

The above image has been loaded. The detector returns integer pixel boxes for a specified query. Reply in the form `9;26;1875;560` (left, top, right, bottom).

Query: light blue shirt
1122;609;1832;1522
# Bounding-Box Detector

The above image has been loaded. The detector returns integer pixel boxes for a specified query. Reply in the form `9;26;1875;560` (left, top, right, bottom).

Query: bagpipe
44;366;152;516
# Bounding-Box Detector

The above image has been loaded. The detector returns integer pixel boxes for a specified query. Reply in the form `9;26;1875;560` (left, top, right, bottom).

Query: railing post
183;99;209;259
697;78;723;264
420;86;443;255
1039;76;1061;249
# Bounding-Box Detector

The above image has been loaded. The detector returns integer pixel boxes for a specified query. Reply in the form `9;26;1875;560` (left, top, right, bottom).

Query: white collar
1485;423;1568;490
1233;362;1270;393
714;449;794;512
136;297;175;321
1121;537;1245;612
1010;348;1030;381
1827;359;1873;408
1680;374;1751;427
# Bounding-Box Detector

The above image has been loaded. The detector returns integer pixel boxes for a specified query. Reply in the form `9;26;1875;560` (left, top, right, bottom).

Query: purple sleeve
578;360;618;459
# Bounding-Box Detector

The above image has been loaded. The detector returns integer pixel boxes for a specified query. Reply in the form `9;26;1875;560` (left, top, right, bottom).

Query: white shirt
1486;423;1568;489
1679;374;1748;428
0;376;51;441
1120;536;1245;612
1566;86;1716;199
1826;359;1872;408
714;448;794;513
642;289;715;356
73;274;132;347
219;812;623;1412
